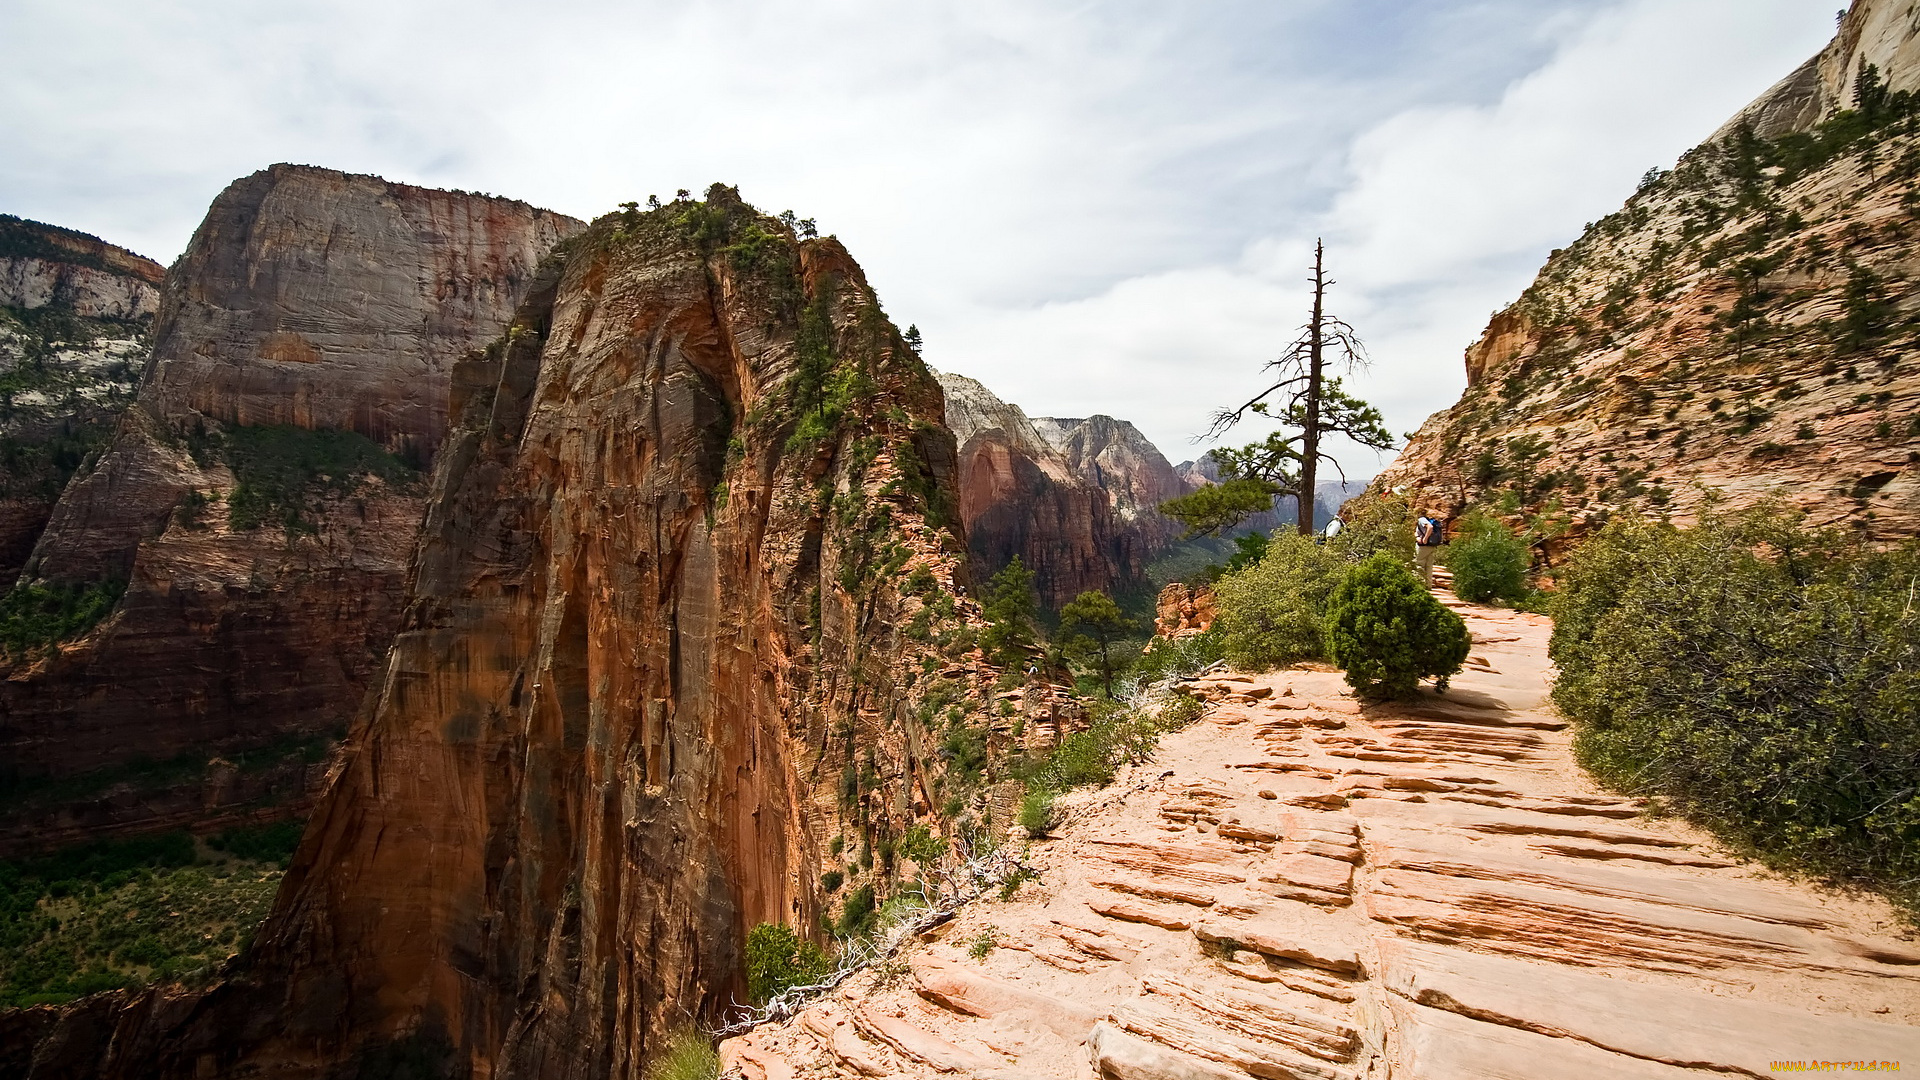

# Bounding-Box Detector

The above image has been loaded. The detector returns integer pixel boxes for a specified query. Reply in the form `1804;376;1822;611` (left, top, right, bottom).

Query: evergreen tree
1325;553;1469;700
1059;590;1135;698
980;557;1038;667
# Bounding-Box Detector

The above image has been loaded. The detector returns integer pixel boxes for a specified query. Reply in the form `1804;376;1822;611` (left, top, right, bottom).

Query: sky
0;0;1837;474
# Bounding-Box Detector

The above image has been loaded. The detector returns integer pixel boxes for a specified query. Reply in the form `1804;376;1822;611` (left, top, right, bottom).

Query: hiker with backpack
1415;512;1446;587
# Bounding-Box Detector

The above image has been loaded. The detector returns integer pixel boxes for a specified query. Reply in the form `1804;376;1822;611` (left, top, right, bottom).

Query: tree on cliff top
1161;240;1393;537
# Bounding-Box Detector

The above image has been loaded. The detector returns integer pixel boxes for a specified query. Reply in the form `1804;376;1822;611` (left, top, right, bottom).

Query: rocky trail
722;580;1920;1079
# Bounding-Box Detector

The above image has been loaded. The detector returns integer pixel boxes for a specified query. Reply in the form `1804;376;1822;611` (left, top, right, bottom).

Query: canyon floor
723;585;1920;1080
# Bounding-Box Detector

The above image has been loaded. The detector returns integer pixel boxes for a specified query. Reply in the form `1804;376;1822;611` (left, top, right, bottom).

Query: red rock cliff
0;167;581;849
3;188;1022;1079
935;370;1192;608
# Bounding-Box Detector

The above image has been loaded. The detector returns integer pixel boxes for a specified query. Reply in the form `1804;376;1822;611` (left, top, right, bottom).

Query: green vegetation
1019;788;1056;837
0;830;296;1007
897;824;947;866
1443;512;1532;605
966;927;997;959
205;820;305;866
1551;507;1920;916
836;884;878;938
1130;629;1226;686
1325;553;1470;700
979;557;1038;667
195;422;420;532
743;922;830;1004
645;1026;720;1080
1213;532;1340;670
1058;590;1135;697
0;578;124;659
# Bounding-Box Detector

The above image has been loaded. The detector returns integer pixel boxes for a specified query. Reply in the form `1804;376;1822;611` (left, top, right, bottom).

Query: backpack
1417;517;1443;546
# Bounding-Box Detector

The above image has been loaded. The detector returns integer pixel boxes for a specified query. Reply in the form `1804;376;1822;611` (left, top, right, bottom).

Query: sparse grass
645;1026;720;1080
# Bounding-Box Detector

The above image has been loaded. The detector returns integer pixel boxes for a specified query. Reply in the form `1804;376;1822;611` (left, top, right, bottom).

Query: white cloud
0;0;1837;464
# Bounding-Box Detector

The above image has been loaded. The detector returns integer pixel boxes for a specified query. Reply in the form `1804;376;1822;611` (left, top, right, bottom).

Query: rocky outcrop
0;167;580;844
0;217;161;580
1379;0;1920;542
1153;583;1216;639
1;188;1079;1079
935;370;1191;608
0;214;163;321
719;594;1920;1080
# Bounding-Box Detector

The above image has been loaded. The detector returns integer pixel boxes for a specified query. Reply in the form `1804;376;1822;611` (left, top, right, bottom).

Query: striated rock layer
1378;0;1920;544
1;188;1068;1079
0;167;580;848
0;216;163;580
721;592;1920;1080
935;370;1191;608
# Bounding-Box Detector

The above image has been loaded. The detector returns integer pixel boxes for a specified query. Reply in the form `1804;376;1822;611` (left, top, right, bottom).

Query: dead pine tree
1162;239;1395;537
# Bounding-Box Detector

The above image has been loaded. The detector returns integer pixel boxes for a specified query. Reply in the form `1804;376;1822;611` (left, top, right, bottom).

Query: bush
1445;512;1532;604
1325;553;1470;699
1551;508;1920;915
1019;788;1056;837
207;819;305;867
898;824;946;865
1213;531;1340;669
1131;628;1224;685
818;869;843;893
646;1027;719;1080
1327;492;1414;568
743;922;830;1004
836;884;878;938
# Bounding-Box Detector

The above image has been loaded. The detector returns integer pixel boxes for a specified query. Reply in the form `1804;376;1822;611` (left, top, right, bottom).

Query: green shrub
1444;512;1532;604
836;884;878;938
1327;492;1414;568
898;824;946;865
1213;531;1340;669
1325;553;1470;699
818;870;843;893
0;579;125;659
646;1026;720;1080
742;922;830;1004
1131;628;1224;685
1019;788;1056;837
1551;509;1920;915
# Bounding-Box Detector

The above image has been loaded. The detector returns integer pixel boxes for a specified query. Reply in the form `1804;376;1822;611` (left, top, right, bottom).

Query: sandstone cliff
0;167;580;850
0;216;162;581
2;188;1078;1079
935;370;1191;608
1377;0;1920;543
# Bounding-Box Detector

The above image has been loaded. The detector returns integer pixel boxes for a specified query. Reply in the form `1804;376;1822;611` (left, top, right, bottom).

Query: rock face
935;370;1191;608
1378;0;1920;542
0;216;162;580
719;592;1920;1080
0;167;580;849
1;189;1080;1079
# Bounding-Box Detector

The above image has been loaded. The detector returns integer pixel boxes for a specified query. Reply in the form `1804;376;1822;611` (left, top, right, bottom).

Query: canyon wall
936;370;1192;608
1377;0;1920;546
0;216;162;581
0;167;580;850
4;188;1064;1079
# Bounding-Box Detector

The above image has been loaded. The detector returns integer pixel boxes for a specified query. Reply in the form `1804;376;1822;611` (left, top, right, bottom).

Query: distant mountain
935;370;1193;608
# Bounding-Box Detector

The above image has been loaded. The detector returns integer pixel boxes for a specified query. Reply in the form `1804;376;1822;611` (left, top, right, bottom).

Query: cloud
0;0;1836;464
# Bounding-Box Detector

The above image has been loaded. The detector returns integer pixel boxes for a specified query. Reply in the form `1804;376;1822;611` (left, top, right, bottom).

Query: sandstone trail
724;582;1920;1080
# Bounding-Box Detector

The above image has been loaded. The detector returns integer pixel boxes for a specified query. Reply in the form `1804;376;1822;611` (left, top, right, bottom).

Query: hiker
1415;512;1445;587
1321;512;1343;542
